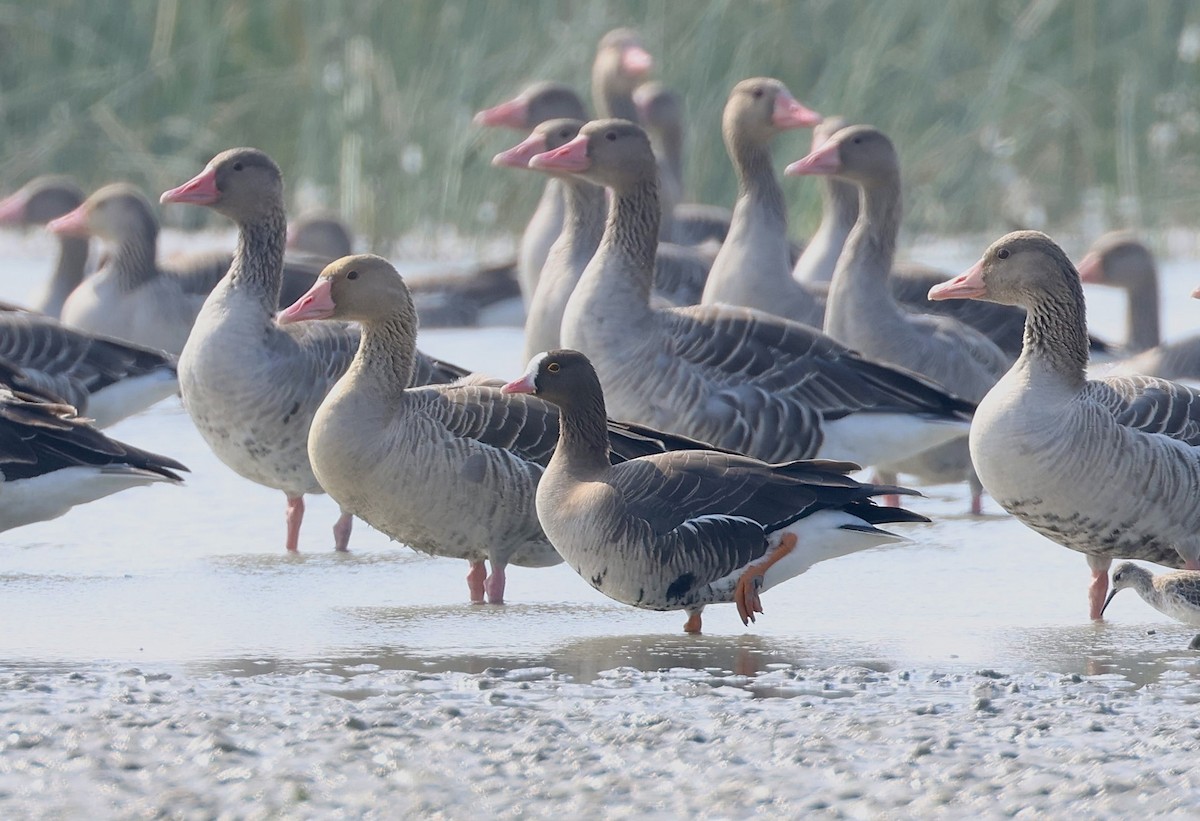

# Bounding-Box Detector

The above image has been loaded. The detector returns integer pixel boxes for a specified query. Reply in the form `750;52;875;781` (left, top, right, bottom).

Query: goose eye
852;136;862;145
752;88;764;99
547;362;560;373
997;248;1010;260
605;131;617;142
346;270;358;280
232;161;244;172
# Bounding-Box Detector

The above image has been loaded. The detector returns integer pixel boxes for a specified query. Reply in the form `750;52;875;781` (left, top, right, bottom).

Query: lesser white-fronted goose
0;385;185;531
788;124;1009;512
530;119;973;468
0;311;176;428
160;148;466;554
502;349;928;632
278;255;726;603
0;176;88;318
476;82;588;306
1078;232;1200;380
700;78;825;328
53;184;322;354
930;230;1200;619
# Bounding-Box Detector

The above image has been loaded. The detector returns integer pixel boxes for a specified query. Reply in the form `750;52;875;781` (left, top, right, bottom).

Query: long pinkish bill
0;190;30;225
528;135;590;173
473;97;529;129
46;204;90;236
784;141;841;176
493;133;549;169
161;167;220;206
772;91;823;130
278;278;336;324
928;259;988;301
621;45;653;77
501;373;536;394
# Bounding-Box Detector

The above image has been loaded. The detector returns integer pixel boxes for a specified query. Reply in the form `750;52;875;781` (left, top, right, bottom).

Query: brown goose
530;119;974;469
160;148;466;554
52;184;322;354
0;176;88;318
930;231;1200;619
788;124;1009;512
502;349;927;632
279;255;730;603
0;383;186;532
700;78;825;328
1078;232;1200;380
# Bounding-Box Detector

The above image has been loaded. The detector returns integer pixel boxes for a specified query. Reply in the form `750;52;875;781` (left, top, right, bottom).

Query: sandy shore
2;663;1199;818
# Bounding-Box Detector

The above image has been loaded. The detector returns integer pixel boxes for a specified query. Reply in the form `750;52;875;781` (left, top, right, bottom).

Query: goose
530;119;974;468
0;176;88;318
475;81;588;306
1077;232;1200;380
52;184;323;354
787;124;1010;512
278;254;727;603
631;81;732;247
287;211;353;262
0;311;177;428
159;148;467;553
0;385;186;532
700;77;825;328
478;82;709;309
929;230;1200;618
502;348;928;632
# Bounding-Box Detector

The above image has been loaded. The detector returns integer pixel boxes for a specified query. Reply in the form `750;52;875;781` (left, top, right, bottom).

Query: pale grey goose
700;77;825;329
0;176;88;318
1078;232;1200;381
160;148;467;554
0;311;177;428
475;82;588;306
52;184;322;355
278;254;729;603
530;119;974;469
930;230;1200;619
788;124;1010;512
0;384;185;532
502;348;927;632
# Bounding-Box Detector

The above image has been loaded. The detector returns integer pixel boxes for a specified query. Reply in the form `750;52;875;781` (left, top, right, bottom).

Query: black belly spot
666;573;695;601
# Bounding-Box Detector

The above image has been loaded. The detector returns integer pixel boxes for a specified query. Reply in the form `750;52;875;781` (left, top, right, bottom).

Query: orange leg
683;609;703;633
734;533;797;625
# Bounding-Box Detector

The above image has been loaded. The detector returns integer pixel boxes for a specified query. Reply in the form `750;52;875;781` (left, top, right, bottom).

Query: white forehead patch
523;351;550;380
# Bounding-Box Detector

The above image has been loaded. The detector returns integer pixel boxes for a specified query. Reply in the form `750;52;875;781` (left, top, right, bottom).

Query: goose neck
1019;278;1090;388
230;207;287;310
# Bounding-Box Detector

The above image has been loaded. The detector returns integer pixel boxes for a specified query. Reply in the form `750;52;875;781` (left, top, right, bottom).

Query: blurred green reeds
1;0;1198;250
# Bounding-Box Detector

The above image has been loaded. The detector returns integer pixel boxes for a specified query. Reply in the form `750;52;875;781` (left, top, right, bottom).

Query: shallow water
2;229;1200;682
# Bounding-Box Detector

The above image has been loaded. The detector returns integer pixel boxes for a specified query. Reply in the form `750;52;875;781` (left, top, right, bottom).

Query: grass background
1;1;1198;252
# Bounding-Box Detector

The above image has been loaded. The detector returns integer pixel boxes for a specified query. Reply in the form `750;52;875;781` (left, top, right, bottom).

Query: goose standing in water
788;125;1010;512
160;148;465;554
529;119;974;470
502;349;927;632
279;255;729;603
0;176;88;318
930;231;1200;618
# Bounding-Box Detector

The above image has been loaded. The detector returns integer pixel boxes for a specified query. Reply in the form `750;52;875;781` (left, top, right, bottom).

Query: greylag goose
0;311;177;428
700;78;825;328
1101;562;1200;635
1078;232;1200;380
476;82;588;305
0;176;89;318
632;81;732;247
160;148;466;554
530;119;973;468
591;28;653;123
287;211;353;262
278;254;726;603
0;385;185;531
929;230;1200;618
502;348;928;632
494;118;607;361
788;124;1009;512
52;184;322;354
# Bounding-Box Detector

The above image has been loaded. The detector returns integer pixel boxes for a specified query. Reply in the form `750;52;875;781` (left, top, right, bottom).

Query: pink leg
1088;555;1112;620
873;469;899;509
683;608;703;633
970;490;983;516
1186;558;1200;571
285;495;304;553
332;511;353;552
484;563;507;605
467;561;487;604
